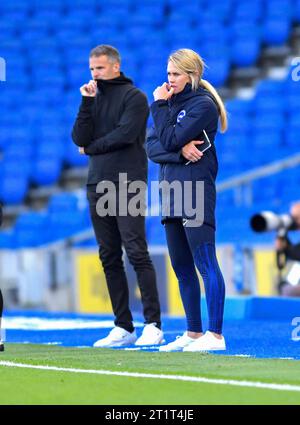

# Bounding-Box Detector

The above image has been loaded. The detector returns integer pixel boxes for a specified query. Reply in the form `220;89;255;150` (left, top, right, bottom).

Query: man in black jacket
72;45;163;347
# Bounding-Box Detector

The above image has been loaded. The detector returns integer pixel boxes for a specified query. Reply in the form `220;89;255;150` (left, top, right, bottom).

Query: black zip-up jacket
72;73;149;184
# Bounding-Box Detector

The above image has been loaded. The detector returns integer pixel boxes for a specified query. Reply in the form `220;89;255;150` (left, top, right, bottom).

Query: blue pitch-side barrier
2;297;300;360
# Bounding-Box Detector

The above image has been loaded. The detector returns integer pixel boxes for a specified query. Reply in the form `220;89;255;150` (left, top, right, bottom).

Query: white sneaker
183;331;226;352
159;332;197;352
93;327;137;348
135;323;165;346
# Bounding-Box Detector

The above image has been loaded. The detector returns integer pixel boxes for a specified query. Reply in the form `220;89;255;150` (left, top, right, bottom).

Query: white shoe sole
184;345;226;352
135;337;165;346
159;346;184;352
94;338;137;348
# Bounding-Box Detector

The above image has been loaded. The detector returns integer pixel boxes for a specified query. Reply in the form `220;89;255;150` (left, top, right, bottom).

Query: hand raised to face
153;82;174;101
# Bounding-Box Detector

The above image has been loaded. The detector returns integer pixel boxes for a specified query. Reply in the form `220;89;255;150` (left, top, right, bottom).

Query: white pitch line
0;361;300;393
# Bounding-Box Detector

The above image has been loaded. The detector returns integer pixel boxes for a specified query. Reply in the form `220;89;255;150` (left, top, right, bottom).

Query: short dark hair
89;45;121;64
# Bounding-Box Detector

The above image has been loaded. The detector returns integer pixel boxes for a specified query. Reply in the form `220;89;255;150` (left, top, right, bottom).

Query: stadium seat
265;0;293;19
204;57;230;87
263;18;291;46
48;192;85;213
231;37;261;67
63;141;89;167
31;157;62;186
13;212;49;248
0;168;30;205
233;0;262;21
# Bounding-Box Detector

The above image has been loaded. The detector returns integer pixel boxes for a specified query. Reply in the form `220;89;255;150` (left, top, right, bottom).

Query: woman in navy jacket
147;49;228;352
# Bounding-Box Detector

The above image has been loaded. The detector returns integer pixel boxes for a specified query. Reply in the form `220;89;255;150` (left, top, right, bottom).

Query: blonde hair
168;49;228;133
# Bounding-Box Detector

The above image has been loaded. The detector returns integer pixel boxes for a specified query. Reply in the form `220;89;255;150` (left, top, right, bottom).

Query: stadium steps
228;24;300;93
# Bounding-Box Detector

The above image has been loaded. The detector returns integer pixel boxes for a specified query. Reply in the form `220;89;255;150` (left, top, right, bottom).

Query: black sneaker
0;341;4;352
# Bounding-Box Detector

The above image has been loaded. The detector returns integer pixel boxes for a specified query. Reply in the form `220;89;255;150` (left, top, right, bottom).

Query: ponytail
200;79;228;133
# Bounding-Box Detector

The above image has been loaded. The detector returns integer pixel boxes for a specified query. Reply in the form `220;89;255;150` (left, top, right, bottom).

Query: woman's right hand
181;140;204;162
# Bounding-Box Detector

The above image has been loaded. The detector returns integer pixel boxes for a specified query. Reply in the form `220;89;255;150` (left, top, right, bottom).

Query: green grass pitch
0;344;300;405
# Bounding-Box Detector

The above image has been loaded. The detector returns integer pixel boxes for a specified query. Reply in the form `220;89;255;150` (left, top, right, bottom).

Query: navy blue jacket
146;83;220;228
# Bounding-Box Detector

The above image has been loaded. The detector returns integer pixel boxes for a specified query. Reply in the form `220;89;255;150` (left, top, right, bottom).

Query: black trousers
87;186;161;333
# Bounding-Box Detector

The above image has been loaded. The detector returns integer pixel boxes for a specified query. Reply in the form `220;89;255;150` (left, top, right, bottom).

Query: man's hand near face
80;80;97;97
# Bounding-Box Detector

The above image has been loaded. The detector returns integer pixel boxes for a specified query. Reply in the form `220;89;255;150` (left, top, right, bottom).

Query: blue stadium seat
0;0;31;15
0;175;29;206
0;230;15;249
230;21;261;41
226;114;250;133
284;129;300;152
255;79;285;96
58;14;90;32
263;18;291;46
167;3;201;18
199;23;229;44
48;210;89;240
20;28;50;43
201;42;230;63
34;73;65;89
231;37;261;67
253;112;285;131
23;17;53;33
253;95;285;114
204;57;230;87
233;0;262;21
134;4;165;25
288;112;300;128
26;45;59;62
285;93;300;112
31;156;62;186
4;142;34;162
64;141;89;167
225;98;253;116
0;10;29;23
64;0;98;9
73;237;97;248
265;0;293;19
139;63;167;87
251;130;282;149
48;192;84;213
66;65;90;87
35;141;64;159
201;1;232;23
31;10;63;24
294;0;300;22
31;0;65;12
13;212;49;248
103;4;131;24
0;21;18;41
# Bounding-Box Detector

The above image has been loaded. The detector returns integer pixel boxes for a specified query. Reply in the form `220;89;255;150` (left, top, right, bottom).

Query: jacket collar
169;82;218;110
96;72;133;93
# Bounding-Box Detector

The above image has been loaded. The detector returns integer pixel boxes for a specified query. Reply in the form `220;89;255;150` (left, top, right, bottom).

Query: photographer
0;202;3;351
275;202;300;296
